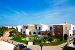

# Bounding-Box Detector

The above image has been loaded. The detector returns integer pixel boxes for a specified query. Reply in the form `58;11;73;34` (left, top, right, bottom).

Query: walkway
0;30;67;50
0;41;14;50
27;43;67;50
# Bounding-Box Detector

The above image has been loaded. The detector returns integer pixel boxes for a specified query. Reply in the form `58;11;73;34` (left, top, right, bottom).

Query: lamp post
67;33;70;46
40;43;43;50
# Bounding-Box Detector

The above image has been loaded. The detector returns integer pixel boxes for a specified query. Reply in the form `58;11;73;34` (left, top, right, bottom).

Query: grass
11;36;67;46
34;38;67;46
43;40;66;46
11;36;28;44
27;35;43;38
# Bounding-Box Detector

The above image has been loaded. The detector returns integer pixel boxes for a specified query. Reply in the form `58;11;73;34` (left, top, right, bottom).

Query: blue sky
0;0;75;26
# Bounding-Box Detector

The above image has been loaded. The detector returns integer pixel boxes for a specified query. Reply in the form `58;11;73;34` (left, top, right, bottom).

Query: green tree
43;36;48;43
0;27;8;36
9;29;19;37
47;33;54;42
9;33;14;37
40;43;43;50
48;37;54;42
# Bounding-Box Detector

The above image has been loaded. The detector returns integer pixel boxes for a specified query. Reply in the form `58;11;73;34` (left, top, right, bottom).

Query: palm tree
40;43;43;50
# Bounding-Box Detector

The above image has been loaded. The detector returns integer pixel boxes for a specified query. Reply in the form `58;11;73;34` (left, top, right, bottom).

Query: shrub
60;38;63;41
48;37;54;42
9;33;14;37
33;39;42;45
26;41;28;45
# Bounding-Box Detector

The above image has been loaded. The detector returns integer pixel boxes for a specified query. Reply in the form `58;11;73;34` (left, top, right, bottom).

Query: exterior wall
22;24;35;35
40;31;48;36
39;30;53;36
52;23;75;39
53;22;71;40
16;23;75;40
35;24;49;31
48;25;53;30
67;30;73;36
22;29;29;35
48;25;54;35
63;25;68;37
17;25;22;32
34;24;49;36
23;25;34;31
73;30;75;35
40;25;48;31
23;26;28;29
69;24;75;30
30;29;39;35
35;24;42;30
66;24;75;37
53;25;64;39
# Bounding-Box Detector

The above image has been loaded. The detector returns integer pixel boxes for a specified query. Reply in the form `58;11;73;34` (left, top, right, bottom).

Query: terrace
67;35;75;50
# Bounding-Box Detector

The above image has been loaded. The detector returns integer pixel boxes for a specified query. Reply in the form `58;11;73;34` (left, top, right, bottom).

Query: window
50;27;52;30
73;27;74;30
38;32;40;35
70;34;71;36
42;33;44;35
33;32;36;34
36;27;37;29
39;27;41;30
23;31;25;33
29;32;31;35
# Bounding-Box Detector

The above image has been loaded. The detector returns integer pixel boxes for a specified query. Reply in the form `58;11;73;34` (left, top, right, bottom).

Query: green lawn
43;40;66;46
11;36;28;44
33;38;66;46
34;40;66;46
11;36;67;46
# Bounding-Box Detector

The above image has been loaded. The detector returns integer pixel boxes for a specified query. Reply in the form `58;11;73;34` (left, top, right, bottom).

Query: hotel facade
16;22;75;40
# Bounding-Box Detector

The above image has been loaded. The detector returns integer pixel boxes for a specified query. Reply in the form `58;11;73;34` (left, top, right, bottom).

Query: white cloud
32;5;75;24
53;0;68;6
1;7;29;20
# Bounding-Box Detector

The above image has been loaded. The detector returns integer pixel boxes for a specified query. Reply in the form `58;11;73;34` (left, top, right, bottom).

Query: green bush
62;47;68;50
0;27;8;35
48;37;54;42
9;33;14;37
60;38;63;41
33;39;42;45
